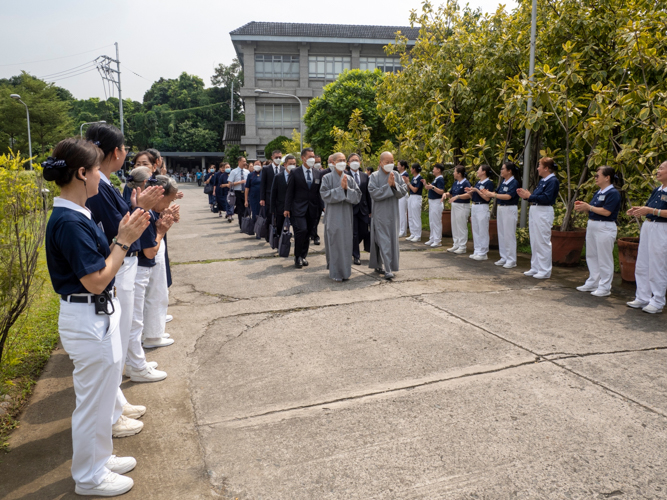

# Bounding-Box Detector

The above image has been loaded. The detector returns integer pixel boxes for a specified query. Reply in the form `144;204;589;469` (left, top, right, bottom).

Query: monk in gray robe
368;151;409;279
320;152;362;281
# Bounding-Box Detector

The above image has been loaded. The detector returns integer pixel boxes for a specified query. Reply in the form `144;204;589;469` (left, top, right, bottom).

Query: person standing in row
517;157;560;279
347;153;372;265
321;152;362;281
271;155;294;240
465;165;496;260
204;165;215;210
397;160;410;237
245;160;263;223
424;163;446;247
284;148;323;269
228;157;248;230
307;151;322;246
368;152;409;279
405;163;423;242
483;162;520;268
44;138;151;497
314;155;323;170
626;161;667;314
442;165;472;254
261;150;282;241
213;162;230;220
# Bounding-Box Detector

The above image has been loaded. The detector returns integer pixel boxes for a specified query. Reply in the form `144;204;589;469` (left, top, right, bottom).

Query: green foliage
109;173;122;190
224;144;244;167
264;135;290;158
280;130;310;165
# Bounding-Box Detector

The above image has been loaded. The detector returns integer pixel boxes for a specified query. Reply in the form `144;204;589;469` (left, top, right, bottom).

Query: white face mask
383;163;394;173
253;165;262;172
286;164;295;172
328;163;334;168
305;158;315;168
314;163;321;169
273;158;281;165
335;162;346;172
350;161;360;171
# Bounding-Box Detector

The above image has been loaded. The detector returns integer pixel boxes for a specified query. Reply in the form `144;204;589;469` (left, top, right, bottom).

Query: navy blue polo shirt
401;171;409;182
138;211;159;268
528;174;560;206
646;187;667;222
589;186;621;222
497;177;520;206
122;184;132;205
411;174;423;195
428;176;445;199
471;178;495;203
86;175;141;253
450;179;472;203
46;200;112;296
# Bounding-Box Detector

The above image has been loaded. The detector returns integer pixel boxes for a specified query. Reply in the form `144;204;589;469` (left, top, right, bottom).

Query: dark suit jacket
284;167;323;218
260;164;278;205
350;171;372;217
271;170;289;216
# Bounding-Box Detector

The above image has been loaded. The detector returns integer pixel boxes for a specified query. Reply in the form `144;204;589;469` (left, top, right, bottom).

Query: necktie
275;166;278;175
355;172;359;185
306;169;311;188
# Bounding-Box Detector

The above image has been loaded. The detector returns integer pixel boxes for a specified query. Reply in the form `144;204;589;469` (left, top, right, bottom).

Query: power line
47;67;98;82
39;61;97;79
0;44;114;67
121;63;150;81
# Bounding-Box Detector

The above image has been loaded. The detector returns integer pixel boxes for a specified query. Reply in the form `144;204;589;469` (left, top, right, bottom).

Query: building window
255;55;300;79
308;56;351;79
256;104;301;128
359;56;402;73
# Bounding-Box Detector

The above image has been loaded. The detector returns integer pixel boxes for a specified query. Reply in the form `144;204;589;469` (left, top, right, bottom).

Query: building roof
230;21;420;42
223;121;246;146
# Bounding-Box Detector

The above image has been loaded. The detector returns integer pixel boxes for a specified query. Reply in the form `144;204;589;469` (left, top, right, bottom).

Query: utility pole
116;42;124;135
95;43;124;135
231;80;234;121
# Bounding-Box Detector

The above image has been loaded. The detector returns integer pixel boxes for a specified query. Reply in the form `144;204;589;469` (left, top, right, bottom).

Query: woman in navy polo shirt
485;162;520;268
44;138;150;497
424;163;446;247
574;166;621;297
397;161;410;237
442;165;472;254
465;164;496;260
406;163;424;242
627;161;667;314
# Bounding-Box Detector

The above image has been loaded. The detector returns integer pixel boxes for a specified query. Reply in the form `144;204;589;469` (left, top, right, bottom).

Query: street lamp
80;120;106;138
255;89;303;154
10;94;32;170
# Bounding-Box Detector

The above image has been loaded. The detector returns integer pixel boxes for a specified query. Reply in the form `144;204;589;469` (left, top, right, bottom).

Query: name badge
97;221;105;233
661;194;667;202
503;186;508;192
598;195;606;201
314;178;320;185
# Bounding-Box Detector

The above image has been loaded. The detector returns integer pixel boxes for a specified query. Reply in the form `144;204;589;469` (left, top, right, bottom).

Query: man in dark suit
271;155;293;244
348;154;373;265
284;147;323;268
260;149;282;242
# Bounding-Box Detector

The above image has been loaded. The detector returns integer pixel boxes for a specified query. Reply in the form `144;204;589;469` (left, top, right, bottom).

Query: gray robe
320;172;362;280
368;169;409;272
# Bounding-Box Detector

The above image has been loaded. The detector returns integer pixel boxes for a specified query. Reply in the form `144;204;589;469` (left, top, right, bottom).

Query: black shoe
353;257;361;266
374;268;385;275
302;259;309;267
295;257;303;269
313;237;320;245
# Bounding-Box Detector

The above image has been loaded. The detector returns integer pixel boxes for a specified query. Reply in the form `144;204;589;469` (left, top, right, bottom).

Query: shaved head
332;152;346;163
328;154;334;165
379;151;394;165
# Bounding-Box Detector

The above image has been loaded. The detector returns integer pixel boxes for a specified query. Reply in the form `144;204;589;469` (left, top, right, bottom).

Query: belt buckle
113;286;117;298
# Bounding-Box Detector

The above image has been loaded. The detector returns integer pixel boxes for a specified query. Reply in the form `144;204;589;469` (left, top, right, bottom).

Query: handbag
241;207;255;235
269;216;277;249
254;207;267;240
227;190;236;208
278;217;292;258
204;183;213;195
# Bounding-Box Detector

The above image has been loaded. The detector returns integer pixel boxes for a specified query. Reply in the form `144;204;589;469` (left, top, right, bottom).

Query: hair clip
146;178;158;186
126;175;134;182
93;141;102;147
41;157;68;169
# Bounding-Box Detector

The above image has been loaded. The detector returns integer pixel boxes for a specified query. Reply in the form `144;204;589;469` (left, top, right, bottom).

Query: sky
0;0;518;102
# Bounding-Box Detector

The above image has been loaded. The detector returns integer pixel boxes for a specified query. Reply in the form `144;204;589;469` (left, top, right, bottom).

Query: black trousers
352;212;371;259
310;211;321;239
265;208;273;242
292;213;317;260
275;212;286;244
234;190;246;228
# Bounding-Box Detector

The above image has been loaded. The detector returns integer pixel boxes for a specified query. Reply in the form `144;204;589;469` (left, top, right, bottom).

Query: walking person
573;166;622;297
368;152;409;279
465;165;496;260
196;169;202;186
406;163;424;242
204;165;216;210
44;138;151;496
213;162;230;219
424;163;446;247
483;162;520;268
442;165;472;254
321;152;362;281
245;160;263;223
284;148;323;268
397;160;410;237
348;153;372;265
261;150;282;242
517;157;560;279
271;155;295;244
228;157;248;230
626;161;667;314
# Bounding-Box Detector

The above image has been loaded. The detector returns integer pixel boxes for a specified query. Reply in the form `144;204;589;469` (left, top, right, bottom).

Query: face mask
314;163;321;169
305;158;315;168
273;158;281;165
225;168;231;173
328;163;334;168
350;161;360;171
335;162;346;172
383;163;394;173
254;165;262;172
286;164;295;172
210;169;214;173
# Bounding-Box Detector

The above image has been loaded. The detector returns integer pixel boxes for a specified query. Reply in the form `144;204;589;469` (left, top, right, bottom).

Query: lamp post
255;89;303;154
10;94;32;170
80;120;107;138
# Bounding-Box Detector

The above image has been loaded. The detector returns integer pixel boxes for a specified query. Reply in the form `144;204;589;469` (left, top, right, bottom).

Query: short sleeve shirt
450;179;472;203
589;186;621;222
138;211;159;268
471;178;495;203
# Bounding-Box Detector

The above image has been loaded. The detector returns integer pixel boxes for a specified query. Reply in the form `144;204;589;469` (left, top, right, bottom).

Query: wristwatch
112;237;130;252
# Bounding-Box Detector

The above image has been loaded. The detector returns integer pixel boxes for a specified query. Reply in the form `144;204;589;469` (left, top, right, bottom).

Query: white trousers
112;256;137;420
144;242;169;339
398;196;408;236
497;205;518;266
451;203;471;250
471;204;491;255
528;205;554;275
428;198;443;243
59;298;122;489
408;195;422;238
584;220;618;293
635;221;667;309
127;266;150;370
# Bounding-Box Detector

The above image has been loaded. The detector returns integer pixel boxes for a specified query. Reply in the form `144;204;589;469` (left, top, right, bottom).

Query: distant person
483;162;520;269
465;164;495;260
424;162;446;247
196;169;202;186
405;163;423;242
228;157;248;230
271;155;295;245
261;150;282;242
442;165;472;254
245;160;263;223
348;153;372;265
397;161;409;237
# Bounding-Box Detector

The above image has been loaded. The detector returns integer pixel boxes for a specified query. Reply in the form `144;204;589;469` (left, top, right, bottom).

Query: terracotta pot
551;227;587;266
617;237;639;283
489;219;499;249
441;210;452;237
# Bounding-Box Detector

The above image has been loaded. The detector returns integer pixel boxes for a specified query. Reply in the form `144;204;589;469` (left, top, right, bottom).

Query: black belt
646;219;667;223
472;202;489;205
62;287;117;303
127;251;138;258
531;203;551;206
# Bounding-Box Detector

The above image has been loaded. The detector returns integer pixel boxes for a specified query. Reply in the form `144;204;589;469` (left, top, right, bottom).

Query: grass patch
0;251;60;451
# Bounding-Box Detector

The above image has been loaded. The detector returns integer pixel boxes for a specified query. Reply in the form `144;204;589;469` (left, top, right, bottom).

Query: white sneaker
447;246;457;253
591;289;611;297
143;337;175;349
577;285;597;292
533;272;551;279
75;472;134;497
398;233;406;238
643;304;663;314
165;314;173;323
453;247;467;255
162;332;171;338
112;415;143;438
405;236;414;241
430;241;442;248
627;299;649;309
122;403;146;419
424;240;434;245
494;259;507;266
503;262;517;269
470;254;488;261
524;269;537;277
105;455;137;475
129;365;167;383
147;361;158;369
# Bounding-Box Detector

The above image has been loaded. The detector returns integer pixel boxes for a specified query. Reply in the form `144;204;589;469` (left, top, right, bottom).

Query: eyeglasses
594;174;599;178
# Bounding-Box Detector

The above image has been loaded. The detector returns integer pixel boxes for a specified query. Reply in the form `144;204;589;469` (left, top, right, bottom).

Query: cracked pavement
1;183;667;500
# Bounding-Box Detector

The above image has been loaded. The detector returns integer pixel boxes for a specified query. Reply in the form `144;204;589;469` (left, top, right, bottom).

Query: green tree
264;135;290;158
